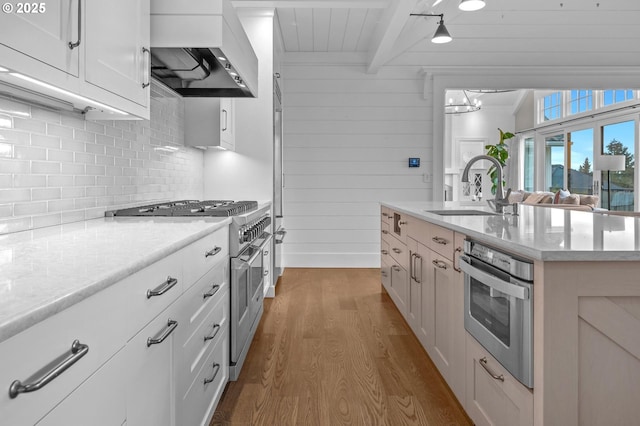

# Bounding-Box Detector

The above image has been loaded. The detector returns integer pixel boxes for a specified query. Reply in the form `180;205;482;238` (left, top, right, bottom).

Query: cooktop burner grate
112;200;259;217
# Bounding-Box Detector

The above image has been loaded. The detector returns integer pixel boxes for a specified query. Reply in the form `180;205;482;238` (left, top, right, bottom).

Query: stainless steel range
111;199;271;380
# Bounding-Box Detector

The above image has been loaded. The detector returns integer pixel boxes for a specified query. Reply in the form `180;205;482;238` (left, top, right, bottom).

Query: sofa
508;190;600;212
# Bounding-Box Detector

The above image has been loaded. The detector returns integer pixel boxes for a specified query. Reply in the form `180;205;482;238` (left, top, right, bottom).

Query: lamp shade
432;19;452;43
596;154;626;171
459;0;486;11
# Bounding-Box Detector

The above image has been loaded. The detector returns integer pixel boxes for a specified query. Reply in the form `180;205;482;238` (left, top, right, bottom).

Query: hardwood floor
211;268;472;426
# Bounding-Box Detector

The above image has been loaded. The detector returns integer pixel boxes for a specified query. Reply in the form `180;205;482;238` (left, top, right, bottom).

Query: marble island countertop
382;201;640;262
0;217;231;345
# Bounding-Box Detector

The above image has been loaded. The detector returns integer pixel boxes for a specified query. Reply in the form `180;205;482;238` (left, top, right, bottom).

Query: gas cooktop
111;200;259;217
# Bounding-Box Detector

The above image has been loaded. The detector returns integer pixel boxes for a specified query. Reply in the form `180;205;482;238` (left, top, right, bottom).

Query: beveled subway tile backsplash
0;81;204;234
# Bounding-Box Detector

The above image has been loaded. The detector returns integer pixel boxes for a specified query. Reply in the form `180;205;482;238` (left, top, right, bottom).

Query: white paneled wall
282;63;432;267
0;81;204;234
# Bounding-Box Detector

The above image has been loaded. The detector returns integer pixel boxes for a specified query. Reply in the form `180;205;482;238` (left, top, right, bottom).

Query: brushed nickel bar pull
432;260;448;270
146;276;178;299
147;319;178;347
453;247;463;272
392;248;402;254
204;363;221;385
9;340;89;399
382;230;389;234
141;47;150;88
68;0;81;50
205;246;222;258
432;236;448;245
381;249;388;255
479;357;505;382
203;284;220;299
399;220;408;225
415;253;423;283
222;110;228;131
392;265;401;272
204;324;221;342
381;270;388;277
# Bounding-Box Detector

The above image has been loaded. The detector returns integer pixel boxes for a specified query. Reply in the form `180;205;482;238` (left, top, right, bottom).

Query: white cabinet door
0;0;79;76
389;263;408;317
416;241;435;351
185;98;236;150
85;0;150;107
125;303;180;426
429;251;455;385
220;98;235;150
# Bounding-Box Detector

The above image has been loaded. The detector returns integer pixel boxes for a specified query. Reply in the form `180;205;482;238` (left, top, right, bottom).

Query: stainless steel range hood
150;0;258;97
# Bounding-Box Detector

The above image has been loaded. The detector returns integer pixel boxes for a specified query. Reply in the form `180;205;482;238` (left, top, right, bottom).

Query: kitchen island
381;201;640;426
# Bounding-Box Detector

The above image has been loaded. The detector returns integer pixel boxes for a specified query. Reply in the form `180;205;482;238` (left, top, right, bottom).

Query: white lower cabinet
465;332;533;426
1;226;231;426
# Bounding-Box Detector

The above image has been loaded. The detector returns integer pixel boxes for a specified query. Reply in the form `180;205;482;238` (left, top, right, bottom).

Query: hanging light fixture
445;90;482;114
410;13;453;44
458;0;486;11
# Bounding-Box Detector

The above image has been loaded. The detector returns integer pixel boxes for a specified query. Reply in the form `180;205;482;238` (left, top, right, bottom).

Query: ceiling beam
366;0;416;74
232;0;389;8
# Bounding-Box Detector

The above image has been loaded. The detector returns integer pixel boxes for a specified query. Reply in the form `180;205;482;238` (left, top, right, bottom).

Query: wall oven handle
459;256;529;300
479;357;505;382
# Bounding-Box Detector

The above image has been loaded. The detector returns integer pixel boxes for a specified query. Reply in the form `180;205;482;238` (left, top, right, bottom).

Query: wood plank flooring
211;268;472;426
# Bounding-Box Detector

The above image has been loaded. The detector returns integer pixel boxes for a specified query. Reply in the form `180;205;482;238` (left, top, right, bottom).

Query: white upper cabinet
0;0;150;120
85;0;150;108
1;0;79;77
185;98;236;151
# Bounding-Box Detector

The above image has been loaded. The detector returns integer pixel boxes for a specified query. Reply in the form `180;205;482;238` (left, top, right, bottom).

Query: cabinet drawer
389;239;409;271
0;283;127;426
124;250;183;339
177;286;229;396
465;333;533;426
427;223;454;261
381;220;391;243
36;349;127;426
177;328;229;426
183;227;229;289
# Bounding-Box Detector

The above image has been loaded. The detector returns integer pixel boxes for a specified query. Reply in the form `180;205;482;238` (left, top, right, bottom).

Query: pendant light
409;13;453;44
459;0;486;11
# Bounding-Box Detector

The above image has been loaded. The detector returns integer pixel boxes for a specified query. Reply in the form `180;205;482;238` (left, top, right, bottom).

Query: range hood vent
150;0;258;98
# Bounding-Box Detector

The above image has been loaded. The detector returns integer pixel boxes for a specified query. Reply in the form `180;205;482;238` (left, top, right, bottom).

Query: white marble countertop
382;201;640;261
0;217;231;344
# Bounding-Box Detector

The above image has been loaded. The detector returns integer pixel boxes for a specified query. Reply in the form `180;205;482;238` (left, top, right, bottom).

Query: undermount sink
425;209;498;216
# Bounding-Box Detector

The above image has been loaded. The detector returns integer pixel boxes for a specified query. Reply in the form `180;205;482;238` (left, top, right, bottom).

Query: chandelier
445;90;481;114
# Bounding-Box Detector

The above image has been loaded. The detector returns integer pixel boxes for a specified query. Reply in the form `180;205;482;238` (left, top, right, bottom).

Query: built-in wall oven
459;239;534;388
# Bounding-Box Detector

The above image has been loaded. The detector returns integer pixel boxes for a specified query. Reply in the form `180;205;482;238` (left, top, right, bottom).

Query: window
603;90;635;106
568;90;593;115
545;134;565;192
523;137;535;191
601;121;635;211
543;92;562;121
567;129;594;195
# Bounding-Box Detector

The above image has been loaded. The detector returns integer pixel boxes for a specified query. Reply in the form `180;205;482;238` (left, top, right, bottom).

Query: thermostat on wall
408;157;420;168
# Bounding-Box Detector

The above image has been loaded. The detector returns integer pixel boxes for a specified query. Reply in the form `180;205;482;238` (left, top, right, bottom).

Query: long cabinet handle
9;340;89;399
147;276;178;299
432;236;448;245
432;259;448;270
222;110;228;131
479;357;505;382
204;324;221;342
415;253;423;283
147;319;178;347
142;47;151;88
203;284;220;299
68;0;81;50
205;246;222;258
204;363;221;385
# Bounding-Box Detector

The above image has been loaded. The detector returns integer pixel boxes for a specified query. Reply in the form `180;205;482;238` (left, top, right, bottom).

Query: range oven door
460;254;533;388
230;232;272;363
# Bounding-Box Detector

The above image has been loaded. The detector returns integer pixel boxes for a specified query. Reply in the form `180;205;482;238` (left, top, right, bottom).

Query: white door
84;0;149;106
1;0;79;76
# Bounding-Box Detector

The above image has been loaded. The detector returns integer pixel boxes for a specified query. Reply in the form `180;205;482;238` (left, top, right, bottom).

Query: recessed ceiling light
459;0;486;11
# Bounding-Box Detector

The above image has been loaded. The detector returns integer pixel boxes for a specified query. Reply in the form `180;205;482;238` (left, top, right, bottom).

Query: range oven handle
235;233;273;267
459;255;529;300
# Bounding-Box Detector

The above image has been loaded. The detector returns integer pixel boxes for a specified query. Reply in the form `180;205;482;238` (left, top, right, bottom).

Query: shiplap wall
282;63;432;267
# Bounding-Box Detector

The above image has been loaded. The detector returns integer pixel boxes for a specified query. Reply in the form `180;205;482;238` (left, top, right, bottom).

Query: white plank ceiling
233;0;640;72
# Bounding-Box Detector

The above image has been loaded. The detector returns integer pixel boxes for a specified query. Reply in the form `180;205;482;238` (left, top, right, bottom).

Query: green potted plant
485;128;515;195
